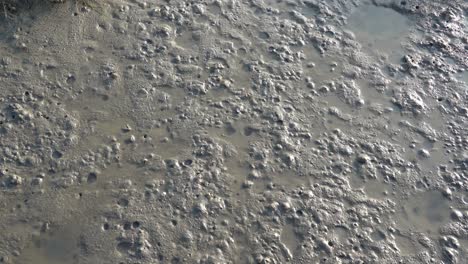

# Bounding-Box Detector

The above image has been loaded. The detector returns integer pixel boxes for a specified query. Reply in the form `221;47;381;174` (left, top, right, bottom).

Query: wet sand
0;0;467;263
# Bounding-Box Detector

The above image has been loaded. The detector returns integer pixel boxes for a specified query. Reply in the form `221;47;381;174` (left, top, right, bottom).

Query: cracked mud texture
0;0;467;263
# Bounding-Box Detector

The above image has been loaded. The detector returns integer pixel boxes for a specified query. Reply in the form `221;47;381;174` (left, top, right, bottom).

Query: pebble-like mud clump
0;0;467;263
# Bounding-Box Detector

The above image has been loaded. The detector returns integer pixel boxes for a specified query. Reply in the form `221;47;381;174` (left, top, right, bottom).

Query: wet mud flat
0;0;467;263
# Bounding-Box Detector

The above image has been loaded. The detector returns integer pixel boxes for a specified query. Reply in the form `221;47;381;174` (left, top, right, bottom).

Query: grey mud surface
0;0;467;263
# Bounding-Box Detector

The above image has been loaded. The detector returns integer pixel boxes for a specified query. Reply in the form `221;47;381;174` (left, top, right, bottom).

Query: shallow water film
0;0;467;263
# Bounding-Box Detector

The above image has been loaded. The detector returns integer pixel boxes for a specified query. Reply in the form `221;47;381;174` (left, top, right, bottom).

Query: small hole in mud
296;209;304;216
244;126;256;136
259;31;270;39
103;223;110;230
117;198;129;207
143;134;148;138
400;1;406;5
238;48;247;55
171;219;178;226
224;124;236;135
87;172;97;183
79;192;83;198
415;5;420;9
117;241;132;251
52;150;63;159
132;221;141;228
437;97;444;102
184;159;193;166
123;222;132;230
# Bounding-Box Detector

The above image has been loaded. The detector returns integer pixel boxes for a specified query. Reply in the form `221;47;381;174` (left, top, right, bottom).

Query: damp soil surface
0;0;467;263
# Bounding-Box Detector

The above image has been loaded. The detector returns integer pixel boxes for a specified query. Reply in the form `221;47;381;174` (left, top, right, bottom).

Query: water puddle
17;224;83;264
333;226;349;243
356;80;394;110
461;239;468;254
232;227;250;264
363;180;392;198
175;30;199;51
77;116;134;152
301;47;342;85
269;169;313;190
456;70;468;86
417;140;448;171
395;234;417;255
347;4;411;62
145;129;191;160
394;191;451;235
281;223;298;253
206;121;266;193
370;228;386;241
66;89;119;117
350;173;393;199
258;0;293;18
100;162;162;188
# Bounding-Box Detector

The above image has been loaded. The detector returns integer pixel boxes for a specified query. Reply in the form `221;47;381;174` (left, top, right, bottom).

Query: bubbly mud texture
0;0;467;263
